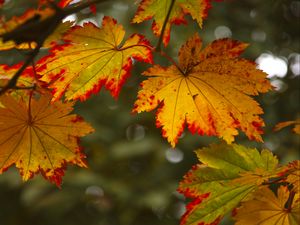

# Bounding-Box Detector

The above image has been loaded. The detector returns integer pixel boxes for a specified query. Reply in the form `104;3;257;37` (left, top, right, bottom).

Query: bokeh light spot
165;148;184;163
256;53;288;78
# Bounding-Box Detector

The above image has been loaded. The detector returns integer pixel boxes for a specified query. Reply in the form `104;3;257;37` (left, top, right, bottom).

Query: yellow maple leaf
234;186;300;225
132;0;211;46
38;16;152;101
133;33;271;147
0;93;94;185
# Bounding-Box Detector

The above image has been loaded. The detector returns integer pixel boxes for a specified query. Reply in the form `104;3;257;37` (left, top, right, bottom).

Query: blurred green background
0;0;299;225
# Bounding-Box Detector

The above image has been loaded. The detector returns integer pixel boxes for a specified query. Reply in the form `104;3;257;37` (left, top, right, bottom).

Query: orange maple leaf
132;0;213;46
274;119;300;135
58;0;74;8
133;33;271;147
0;7;72;50
38;16;153;101
234;186;300;225
0;8;54;49
0;63;36;88
278;160;300;193
0;92;94;186
286;161;300;193
38;0;72;8
55;0;96;13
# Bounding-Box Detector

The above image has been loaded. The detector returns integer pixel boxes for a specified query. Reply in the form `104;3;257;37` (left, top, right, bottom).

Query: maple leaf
0;8;53;49
278;160;300;193
0;62;49;101
0;63;36;88
0;92;94;186
44;21;74;47
38;0;74;8
178;143;279;225
132;0;213;46
0;8;72;50
0;9;39;50
38;16;153;101
56;0;96;13
234;186;300;225
286;161;300;193
133;33;271;147
274;120;300;135
58;0;74;8
231;149;281;186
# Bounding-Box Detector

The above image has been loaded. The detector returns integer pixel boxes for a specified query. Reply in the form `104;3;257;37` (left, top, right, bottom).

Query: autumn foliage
133;34;271;146
0;0;299;225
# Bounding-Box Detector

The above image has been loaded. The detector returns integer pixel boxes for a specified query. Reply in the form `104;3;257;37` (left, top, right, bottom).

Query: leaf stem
28;90;33;124
124;43;184;74
155;0;176;51
262;166;298;186
286;191;295;212
158;50;185;74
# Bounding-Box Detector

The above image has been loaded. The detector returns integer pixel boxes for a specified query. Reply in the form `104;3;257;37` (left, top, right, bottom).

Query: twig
155;0;176;51
0;85;36;90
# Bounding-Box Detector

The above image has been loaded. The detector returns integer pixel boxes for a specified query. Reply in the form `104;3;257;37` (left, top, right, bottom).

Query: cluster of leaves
0;0;299;224
179;144;299;225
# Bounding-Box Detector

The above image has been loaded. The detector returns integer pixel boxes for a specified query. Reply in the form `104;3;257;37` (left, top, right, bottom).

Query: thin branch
286;191;295;211
155;0;176;51
0;85;36;90
262;175;286;185
262;167;298;186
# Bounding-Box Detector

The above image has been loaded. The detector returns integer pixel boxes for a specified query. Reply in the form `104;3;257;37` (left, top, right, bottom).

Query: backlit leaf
286;161;300;192
58;0;74;8
279;160;300;192
0;8;53;50
234;186;300;225
38;16;153;101
56;0;96;13
0;92;94;186
0;63;37;104
132;0;212;46
0;8;72;50
178;143;279;225
133;33;271;147
0;63;36;88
